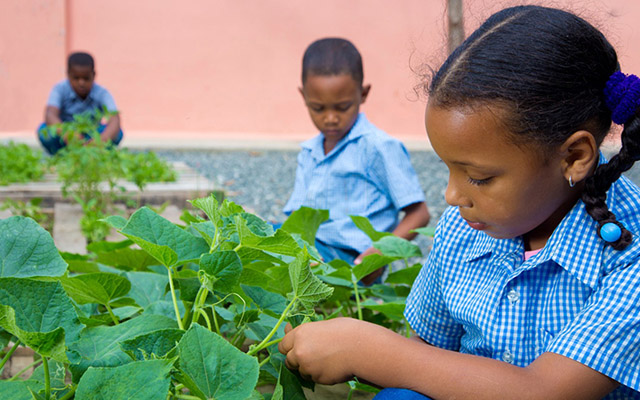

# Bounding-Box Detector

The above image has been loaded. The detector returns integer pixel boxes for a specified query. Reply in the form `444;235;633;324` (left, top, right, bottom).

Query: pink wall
1;0;639;144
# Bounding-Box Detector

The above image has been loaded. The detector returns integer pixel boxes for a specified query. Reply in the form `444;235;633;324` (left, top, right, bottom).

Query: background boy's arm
356;201;430;283
99;113;121;142
279;318;618;400
44;105;62;126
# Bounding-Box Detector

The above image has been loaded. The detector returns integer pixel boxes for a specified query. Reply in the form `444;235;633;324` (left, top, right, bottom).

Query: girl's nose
444;180;471;208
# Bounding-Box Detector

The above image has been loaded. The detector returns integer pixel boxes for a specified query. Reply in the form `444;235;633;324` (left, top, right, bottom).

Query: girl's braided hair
427;5;640;250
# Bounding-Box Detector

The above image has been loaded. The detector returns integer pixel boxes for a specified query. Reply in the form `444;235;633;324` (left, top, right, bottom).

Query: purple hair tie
604;71;640;125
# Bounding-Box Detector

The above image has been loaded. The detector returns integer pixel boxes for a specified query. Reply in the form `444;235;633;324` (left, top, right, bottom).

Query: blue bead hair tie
604;71;640;125
600;222;622;243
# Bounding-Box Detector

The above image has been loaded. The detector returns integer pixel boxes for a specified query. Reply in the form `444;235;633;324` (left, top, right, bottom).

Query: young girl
278;5;640;399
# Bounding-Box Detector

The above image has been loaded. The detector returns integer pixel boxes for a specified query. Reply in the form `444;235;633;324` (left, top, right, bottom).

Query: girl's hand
278;317;371;384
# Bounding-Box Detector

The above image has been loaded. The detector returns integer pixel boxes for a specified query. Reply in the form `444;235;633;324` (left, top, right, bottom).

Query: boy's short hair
67;52;95;71
302;38;363;86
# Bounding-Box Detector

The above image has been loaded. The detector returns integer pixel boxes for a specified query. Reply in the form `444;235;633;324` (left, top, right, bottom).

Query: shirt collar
301;113;368;161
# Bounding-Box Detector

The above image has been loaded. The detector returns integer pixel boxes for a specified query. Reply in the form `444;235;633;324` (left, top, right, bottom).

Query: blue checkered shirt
284;113;425;253
405;173;640;398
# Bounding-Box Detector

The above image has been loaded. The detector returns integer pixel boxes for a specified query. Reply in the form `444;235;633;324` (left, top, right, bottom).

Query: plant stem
198;310;212;331
42;357;51;400
211;308;221;335
181;302;193;330
404;320;411;338
351;276;363;320
104;303;120;325
247;298;296;356
58;385;77;400
0;341;20;373
259;354;272;368
174;393;202;400
7;359;42;381
167;267;185;330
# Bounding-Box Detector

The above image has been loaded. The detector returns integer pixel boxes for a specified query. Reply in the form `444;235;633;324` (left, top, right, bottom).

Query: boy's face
300;73;370;144
426;103;575;250
67;64;95;99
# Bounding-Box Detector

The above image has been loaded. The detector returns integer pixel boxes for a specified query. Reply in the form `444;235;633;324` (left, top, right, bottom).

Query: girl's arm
278;317;618;400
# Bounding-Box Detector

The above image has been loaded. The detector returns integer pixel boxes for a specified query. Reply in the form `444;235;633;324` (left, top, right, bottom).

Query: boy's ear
560;130;598;184
361;84;371;104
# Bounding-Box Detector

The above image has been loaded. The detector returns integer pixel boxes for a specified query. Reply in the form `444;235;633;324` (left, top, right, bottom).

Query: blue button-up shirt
405;172;640;398
47;80;118;122
284;113;425;254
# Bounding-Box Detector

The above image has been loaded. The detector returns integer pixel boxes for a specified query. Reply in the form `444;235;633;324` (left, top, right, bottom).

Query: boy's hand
354;246;383;285
278;318;371;384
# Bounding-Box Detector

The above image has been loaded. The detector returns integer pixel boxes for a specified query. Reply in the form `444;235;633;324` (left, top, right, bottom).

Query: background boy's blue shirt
47;79;118;122
405;171;640;398
283;113;425;253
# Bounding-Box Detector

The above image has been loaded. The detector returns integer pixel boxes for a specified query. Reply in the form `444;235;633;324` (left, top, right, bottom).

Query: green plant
0;142;46;185
0;198;52;232
0;196;432;399
43;109;176;242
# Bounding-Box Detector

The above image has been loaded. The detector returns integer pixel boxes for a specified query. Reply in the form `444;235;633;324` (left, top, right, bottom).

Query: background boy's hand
354;246;383;285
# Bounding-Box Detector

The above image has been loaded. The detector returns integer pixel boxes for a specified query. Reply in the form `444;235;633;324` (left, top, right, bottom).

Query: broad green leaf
236;217;302;256
288;251;333;311
0;278;83;361
0;216;67;278
281;207;329;245
110;207;208;266
412;226;436;237
0;305;66;361
242;212;274;237
373;236;422;259
350;215;392;242
236;247;286;266
76;359;173;400
60;272;131;306
120;328;184;360
200;250;242;293
104;215;127;230
94;248;158;271
68;314;178;379
241;285;287;316
240;267;278;290
190;194;222;226
177;323;259;400
191;221;217;246
87;239;134;253
352;253;398;281
219;199;244;216
360;299;406;321
126;271;171;308
385;264;423;285
0;381;41;400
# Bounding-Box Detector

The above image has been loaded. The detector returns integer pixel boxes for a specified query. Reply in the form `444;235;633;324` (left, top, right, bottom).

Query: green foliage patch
0;195;433;399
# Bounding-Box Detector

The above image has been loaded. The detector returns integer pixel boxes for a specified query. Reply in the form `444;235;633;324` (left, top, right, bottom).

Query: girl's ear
560;130;598;185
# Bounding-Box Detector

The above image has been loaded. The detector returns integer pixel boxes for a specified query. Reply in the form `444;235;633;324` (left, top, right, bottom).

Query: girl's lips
464;219;488;231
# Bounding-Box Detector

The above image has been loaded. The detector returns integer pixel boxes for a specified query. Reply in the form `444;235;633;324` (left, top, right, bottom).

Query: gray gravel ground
155;149;449;226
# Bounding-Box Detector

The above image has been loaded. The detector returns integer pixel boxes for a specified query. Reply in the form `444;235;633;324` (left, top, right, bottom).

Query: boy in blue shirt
284;38;430;283
38;52;123;155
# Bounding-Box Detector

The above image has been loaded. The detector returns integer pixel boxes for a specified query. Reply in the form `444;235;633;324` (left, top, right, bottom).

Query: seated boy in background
38;51;123;155
284;38;430;283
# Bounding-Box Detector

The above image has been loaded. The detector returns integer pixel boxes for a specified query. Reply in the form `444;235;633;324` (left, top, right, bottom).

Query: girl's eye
468;176;492;186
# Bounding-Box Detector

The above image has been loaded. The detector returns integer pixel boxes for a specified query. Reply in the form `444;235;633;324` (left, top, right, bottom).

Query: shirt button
502;349;515;364
507;289;519;305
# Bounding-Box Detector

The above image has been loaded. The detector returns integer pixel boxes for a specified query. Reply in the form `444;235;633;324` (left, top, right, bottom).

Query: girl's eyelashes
468;176;493;186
